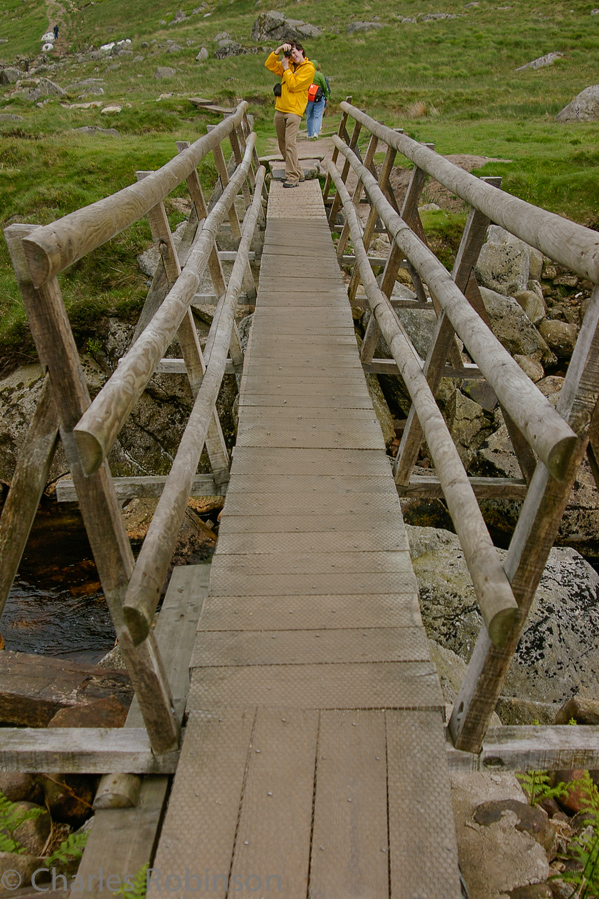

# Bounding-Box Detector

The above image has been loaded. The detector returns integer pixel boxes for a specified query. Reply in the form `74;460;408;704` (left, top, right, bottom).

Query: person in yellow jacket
265;41;315;188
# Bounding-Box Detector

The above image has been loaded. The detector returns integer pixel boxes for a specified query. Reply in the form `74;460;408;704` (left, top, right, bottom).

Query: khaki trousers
274;110;303;184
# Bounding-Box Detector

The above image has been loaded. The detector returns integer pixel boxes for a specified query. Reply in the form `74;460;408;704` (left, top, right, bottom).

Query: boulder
196;47;209;61
556;85;599;123
0;67;22;84
73;126;120;137
20;78;66;101
473;799;557;856
214;42;245;59
446;389;492;468
0;774;44;806
0;853;47;892
251;11;322;42
346;22;385;34
554;695;599;725
514;352;544;382
0;113;25;122
538;318;579;360
41;774;95;828
154;66;176;79
479;286;555;364
476;226;543;298
515;52;563;71
3;802;51;856
406;525;599;705
513;287;546;325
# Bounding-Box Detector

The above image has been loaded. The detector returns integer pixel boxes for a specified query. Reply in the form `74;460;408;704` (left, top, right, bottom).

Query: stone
551;770;591;816
21;78;66;101
48;695;128;728
251;10;322;41
346;21;385;34
508;885;553;898
556;85;599;123
479;286;555;364
515;52;563;71
0;774;44;806
41;775;95;828
514;288;546;325
452;772;550;898
365;373;395;448
167;43;182;53
0;853;47;892
538;319;578;360
100;105;121;114
446;389;492;468
154;66;176;78
213;31;231;41
0;67;22;84
406;525;599;705
514;353;544;382
554;695;599;725
476;225;536;297
196;47;209;61
473;799;557;855
0;113;25;121
3;802;52;856
73;126;120;137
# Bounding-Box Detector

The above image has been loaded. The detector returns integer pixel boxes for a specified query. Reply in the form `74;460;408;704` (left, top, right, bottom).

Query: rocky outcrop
346;22;384;34
251;11;322;42
556;85;599;122
515;52;563;71
406;524;599;707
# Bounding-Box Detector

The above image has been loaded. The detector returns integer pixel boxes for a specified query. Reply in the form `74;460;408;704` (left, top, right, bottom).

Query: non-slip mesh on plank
153;178;461;897
197;593;424;631
191;626;431;668
188;662;443;711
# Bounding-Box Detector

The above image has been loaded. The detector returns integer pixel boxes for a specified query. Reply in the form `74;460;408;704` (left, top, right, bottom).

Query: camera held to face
283;48;292;57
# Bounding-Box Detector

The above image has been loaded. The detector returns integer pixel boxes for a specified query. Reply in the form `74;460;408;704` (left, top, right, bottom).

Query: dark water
3;580;115;664
2;501;116;664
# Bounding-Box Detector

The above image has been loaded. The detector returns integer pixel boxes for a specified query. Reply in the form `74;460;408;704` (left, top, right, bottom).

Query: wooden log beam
333;137;578;484
122;167;266;645
56;474;226;503
396;474;528;500
0;374;59;620
326;160;518;648
340;101;599;283
21;103;247;287
0;728;180;774
446;725;599;772
73;134;256;477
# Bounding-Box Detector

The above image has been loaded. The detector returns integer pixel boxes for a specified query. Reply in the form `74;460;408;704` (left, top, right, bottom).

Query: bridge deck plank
148;180;461;898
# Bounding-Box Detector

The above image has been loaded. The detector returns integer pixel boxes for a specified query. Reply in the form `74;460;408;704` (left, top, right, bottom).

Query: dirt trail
44;0;68;55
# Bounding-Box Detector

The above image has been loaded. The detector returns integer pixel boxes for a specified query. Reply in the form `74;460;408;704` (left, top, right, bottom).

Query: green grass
1;0;599;358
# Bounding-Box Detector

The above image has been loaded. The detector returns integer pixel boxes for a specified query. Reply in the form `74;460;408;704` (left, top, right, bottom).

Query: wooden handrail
122;166;267;645
333;137;578;483
22;102;248;288
73;134;257;476
326;160;518;647
340;101;599;283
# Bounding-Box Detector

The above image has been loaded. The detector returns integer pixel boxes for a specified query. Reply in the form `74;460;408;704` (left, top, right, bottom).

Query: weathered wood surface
4;224;180;755
449;286;599;752
122;167;265;645
74;565;209;896
341;100;599;282
0;728;180;774
22;102;248;287
0;373;58;617
327;160;518;647
149;180;461;899
73;135;256;476
333;137;578;484
56;474;225;503
447;725;599;772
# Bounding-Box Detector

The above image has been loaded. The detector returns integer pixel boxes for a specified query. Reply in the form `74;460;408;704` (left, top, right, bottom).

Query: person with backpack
265;41;315;188
306;60;330;139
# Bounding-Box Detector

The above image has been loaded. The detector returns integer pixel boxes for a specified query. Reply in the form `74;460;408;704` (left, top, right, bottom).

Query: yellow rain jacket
265;51;315;117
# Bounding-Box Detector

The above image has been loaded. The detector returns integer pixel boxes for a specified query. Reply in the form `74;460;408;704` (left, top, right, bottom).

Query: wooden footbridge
2;100;599;897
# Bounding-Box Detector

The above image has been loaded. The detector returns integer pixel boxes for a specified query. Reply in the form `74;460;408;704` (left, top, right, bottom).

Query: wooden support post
323;97;352;202
229;127;252;206
449;286;599;752
136;173;229;482
4;224;180;755
328;119;362;228
350;143;397;307
212;142;256;296
0;374;59;620
337;134;379;259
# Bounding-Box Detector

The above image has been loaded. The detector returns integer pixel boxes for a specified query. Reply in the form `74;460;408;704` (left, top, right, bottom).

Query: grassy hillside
1;0;598;363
